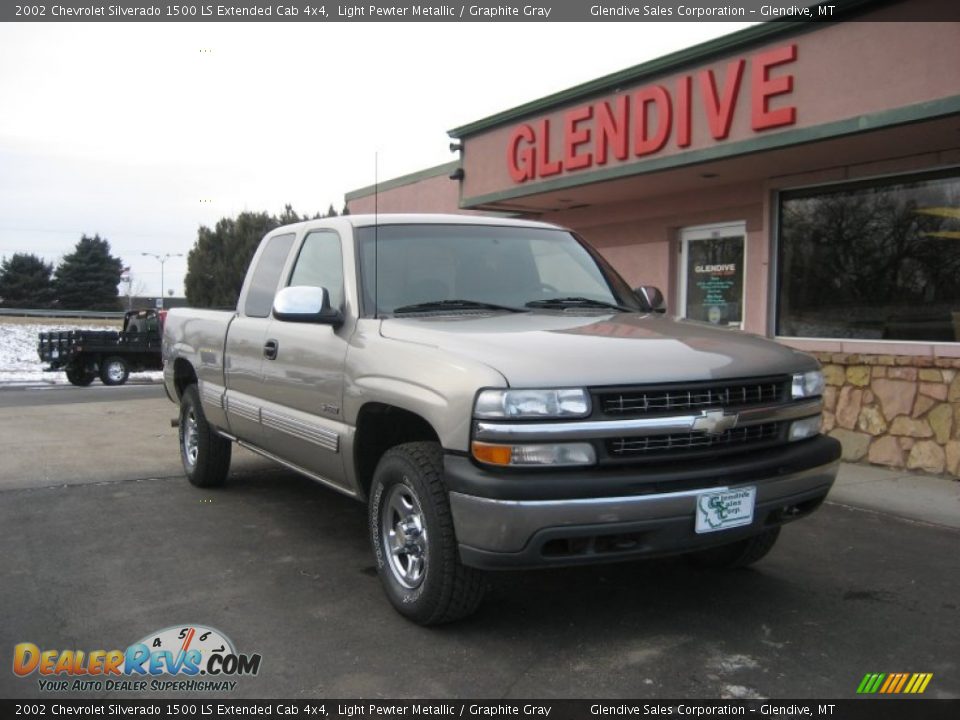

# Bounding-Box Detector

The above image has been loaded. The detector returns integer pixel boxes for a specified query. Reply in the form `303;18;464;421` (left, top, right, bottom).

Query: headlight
791;370;824;399
474;388;591;419
471;441;596;467
789;415;822;441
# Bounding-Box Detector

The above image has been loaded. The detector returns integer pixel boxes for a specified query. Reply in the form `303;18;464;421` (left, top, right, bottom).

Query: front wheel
99;356;129;386
369;442;485;625
686;527;781;569
179;384;231;487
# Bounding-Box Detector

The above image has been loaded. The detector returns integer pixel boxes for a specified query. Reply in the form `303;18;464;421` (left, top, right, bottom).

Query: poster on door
685;236;744;325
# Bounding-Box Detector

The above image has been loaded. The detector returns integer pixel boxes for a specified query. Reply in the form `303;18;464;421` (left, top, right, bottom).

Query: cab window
289;230;345;309
245;233;295;318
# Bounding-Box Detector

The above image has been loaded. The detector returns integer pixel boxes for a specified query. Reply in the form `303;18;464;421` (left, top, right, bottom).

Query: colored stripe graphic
863;673;887;695
879;674;896;693
893;674;909;693
856;673;885;694
857;672;932;694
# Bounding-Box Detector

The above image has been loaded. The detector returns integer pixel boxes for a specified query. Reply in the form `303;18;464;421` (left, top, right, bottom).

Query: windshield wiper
525;297;631;312
393;299;527;314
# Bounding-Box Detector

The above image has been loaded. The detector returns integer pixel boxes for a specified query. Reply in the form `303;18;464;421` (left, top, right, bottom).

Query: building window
777;170;960;342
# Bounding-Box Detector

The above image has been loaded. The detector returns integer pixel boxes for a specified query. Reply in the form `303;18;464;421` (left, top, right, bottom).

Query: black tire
686;527;781;569
179;384;232;488
65;365;95;386
369;441;485;625
99;356;129;386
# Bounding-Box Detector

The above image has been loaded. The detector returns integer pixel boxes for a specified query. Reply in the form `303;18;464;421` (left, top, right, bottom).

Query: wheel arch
353;402;441;501
172;358;198;399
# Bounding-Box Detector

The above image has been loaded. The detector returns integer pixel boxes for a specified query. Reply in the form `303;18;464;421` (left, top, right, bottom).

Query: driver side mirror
635;285;666;313
273;286;342;325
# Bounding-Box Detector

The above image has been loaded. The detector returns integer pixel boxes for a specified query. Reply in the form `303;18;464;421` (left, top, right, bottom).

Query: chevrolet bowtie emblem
692;409;739;435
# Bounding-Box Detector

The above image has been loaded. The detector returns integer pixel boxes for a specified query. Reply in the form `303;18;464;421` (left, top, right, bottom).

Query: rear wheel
686;527;781;569
179;384;231;487
369;442;485;625
99;356;129;386
65;365;95;386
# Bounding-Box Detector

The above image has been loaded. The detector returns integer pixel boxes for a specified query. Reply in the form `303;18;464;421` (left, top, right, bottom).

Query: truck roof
272;213;565;235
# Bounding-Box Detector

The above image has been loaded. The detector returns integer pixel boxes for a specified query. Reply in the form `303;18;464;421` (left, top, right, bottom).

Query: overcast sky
0;21;755;297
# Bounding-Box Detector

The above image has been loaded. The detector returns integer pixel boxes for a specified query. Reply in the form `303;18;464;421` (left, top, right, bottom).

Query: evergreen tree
53;235;123;310
185;205;346;308
0;253;55;308
325;204;338;218
278;204;304;225
185;211;282;308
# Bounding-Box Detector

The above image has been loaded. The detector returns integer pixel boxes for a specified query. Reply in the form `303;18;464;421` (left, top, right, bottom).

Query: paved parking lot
1;386;958;700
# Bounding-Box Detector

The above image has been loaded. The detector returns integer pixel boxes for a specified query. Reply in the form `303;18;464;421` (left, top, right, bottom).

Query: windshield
357;224;645;316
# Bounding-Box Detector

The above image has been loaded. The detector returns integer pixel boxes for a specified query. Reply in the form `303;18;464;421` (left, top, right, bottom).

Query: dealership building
346;0;960;478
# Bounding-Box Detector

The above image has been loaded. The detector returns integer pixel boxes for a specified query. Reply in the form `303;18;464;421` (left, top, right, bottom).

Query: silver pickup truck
163;214;840;624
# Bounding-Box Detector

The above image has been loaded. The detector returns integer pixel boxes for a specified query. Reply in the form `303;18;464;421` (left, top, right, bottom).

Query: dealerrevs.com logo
13;625;261;692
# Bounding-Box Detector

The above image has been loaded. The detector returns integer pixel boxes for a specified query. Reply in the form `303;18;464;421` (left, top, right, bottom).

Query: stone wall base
814;353;960;478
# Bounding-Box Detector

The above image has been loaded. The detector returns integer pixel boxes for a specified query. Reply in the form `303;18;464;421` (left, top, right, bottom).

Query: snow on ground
0;321;163;385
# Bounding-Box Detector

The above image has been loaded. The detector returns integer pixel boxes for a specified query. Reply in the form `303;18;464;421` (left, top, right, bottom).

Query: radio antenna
374;151;379;319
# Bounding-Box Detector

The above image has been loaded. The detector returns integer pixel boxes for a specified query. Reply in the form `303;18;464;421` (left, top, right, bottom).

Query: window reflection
777;172;960;342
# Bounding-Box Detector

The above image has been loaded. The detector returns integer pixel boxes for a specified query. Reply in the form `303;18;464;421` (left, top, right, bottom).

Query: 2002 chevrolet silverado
163;214;841;624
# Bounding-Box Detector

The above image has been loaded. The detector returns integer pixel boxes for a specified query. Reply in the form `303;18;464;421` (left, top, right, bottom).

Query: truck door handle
263;339;279;360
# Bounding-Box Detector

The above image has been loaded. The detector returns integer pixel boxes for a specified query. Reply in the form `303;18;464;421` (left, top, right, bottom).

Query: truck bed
38;329;161;369
162;308;236;385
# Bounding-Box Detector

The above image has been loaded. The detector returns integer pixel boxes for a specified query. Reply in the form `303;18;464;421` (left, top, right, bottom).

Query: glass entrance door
679;222;746;328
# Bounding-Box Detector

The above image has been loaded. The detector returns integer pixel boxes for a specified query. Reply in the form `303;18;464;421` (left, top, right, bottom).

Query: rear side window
289;230;345;309
244;233;295;318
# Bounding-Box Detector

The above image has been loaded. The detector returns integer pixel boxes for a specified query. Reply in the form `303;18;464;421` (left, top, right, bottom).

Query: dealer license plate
695;486;756;534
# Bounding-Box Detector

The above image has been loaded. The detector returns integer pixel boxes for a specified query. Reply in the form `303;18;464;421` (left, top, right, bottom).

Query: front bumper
446;436;840;569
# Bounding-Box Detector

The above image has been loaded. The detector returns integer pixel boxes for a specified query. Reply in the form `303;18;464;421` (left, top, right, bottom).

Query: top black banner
4;0;959;22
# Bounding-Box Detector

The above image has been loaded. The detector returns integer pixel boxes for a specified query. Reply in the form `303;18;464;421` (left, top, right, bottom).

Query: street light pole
141;252;184;309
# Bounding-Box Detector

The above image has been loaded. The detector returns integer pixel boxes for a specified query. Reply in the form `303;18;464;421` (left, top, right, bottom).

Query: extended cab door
256;228;351;491
223;232;296;444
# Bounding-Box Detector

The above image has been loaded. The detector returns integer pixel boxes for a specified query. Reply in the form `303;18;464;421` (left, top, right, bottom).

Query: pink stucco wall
347;173;482;215
545;180;767;331
347;172;470;215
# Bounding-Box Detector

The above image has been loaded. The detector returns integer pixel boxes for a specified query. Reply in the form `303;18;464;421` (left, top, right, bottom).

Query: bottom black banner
1;699;958;720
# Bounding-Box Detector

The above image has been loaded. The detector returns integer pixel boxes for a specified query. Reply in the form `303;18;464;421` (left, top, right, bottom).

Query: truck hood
379;311;814;387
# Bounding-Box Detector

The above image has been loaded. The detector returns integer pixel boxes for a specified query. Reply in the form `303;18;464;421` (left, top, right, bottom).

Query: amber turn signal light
471;441;512;466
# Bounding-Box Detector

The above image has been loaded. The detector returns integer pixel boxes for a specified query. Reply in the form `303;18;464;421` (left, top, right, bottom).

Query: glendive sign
507;44;798;183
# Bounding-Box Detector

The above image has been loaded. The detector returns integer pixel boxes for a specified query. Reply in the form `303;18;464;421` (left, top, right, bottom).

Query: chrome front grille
608;422;781;458
598;378;786;417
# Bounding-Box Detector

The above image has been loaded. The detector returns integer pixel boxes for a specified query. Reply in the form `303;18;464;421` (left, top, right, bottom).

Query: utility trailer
37;309;165;386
